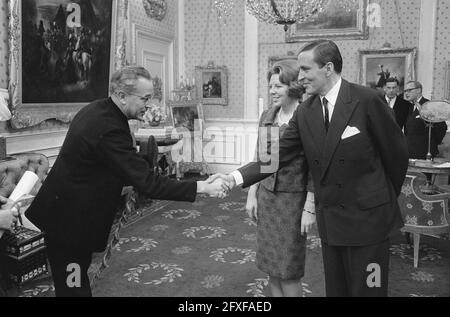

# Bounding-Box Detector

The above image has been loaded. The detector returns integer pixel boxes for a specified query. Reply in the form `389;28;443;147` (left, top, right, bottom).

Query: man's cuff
230;171;244;186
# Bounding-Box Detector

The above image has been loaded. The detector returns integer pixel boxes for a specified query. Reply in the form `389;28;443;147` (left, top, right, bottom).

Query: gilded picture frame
8;0;127;129
195;63;228;106
286;0;369;42
359;48;417;91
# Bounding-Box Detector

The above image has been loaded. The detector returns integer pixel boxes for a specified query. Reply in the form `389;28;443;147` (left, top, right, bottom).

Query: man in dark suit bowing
25;66;228;297
209;40;409;296
383;77;411;131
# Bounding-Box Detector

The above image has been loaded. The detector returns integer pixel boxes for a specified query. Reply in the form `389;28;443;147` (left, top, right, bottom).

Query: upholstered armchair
0;153;49;199
398;171;450;267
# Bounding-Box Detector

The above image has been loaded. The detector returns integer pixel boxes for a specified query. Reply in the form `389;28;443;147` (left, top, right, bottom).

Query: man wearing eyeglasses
403;80;447;159
25;66;229;297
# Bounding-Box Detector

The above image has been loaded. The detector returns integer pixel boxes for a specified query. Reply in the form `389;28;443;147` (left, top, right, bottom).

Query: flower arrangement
143;103;165;126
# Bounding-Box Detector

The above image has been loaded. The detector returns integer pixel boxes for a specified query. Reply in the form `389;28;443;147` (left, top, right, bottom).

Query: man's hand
0;196;14;210
197;179;229;199
207;173;236;191
0;196;20;231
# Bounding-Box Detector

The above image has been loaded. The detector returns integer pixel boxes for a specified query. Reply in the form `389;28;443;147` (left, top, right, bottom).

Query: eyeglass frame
404;87;420;93
126;92;154;104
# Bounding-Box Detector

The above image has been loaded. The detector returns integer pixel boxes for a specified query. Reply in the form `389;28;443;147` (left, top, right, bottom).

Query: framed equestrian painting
359;48;417;92
195;62;228;106
286;0;369;42
8;0;126;129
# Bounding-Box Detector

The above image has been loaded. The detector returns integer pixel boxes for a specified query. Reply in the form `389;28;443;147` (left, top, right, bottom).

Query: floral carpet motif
9;188;450;297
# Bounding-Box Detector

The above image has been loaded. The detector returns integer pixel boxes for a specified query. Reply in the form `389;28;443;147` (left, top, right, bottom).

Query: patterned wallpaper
184;0;245;119
433;0;450;100
258;0;422;107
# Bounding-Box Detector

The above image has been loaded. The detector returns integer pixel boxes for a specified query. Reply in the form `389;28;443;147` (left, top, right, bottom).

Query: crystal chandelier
213;0;234;25
246;0;358;31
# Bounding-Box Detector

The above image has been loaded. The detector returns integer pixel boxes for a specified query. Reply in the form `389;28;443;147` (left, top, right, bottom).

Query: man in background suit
25;66;228;297
383;77;411;131
209;40;409;296
403;80;447;159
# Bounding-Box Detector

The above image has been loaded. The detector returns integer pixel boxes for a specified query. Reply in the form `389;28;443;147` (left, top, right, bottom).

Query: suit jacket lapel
304;96;327;155
320;80;358;180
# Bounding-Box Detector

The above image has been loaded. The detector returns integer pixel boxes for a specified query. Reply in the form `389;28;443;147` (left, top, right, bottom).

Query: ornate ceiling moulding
143;0;167;21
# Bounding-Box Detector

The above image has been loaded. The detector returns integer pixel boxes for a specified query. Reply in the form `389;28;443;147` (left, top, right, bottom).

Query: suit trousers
46;239;93;297
321;239;390;297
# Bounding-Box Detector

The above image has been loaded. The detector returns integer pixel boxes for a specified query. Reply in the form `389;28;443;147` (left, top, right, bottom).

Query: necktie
322;97;329;132
388;98;394;108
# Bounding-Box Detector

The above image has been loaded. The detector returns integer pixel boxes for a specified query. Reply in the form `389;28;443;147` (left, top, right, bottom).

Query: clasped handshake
197;173;237;199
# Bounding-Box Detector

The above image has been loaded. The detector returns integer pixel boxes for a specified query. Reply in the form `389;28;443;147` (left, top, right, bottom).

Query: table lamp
419;100;450;161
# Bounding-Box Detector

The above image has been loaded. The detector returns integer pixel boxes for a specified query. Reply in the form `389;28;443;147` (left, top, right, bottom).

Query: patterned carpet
7;187;450;297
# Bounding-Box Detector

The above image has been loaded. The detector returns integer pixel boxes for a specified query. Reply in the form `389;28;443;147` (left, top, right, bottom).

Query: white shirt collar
319;77;342;120
385;95;397;108
414;96;424;111
320;77;342;107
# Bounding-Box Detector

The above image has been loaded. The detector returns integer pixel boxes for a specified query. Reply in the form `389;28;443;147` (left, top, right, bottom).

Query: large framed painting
286;0;369;42
8;0;127;129
359;48;417;92
195;62;228;106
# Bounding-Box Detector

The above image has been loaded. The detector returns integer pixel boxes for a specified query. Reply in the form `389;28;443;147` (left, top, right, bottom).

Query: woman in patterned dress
245;60;315;297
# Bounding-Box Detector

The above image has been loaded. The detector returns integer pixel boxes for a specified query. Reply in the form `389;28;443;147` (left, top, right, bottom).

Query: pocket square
341;126;360;140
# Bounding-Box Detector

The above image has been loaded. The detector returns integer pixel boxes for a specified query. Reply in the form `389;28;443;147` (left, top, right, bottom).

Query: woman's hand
245;185;258;222
300;210;315;235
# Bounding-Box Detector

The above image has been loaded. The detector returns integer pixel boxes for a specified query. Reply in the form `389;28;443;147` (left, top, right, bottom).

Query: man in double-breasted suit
25;66;227;297
210;40;409;296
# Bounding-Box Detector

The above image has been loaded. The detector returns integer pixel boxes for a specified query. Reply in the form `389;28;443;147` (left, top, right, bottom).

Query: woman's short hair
267;60;304;99
110;66;151;95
